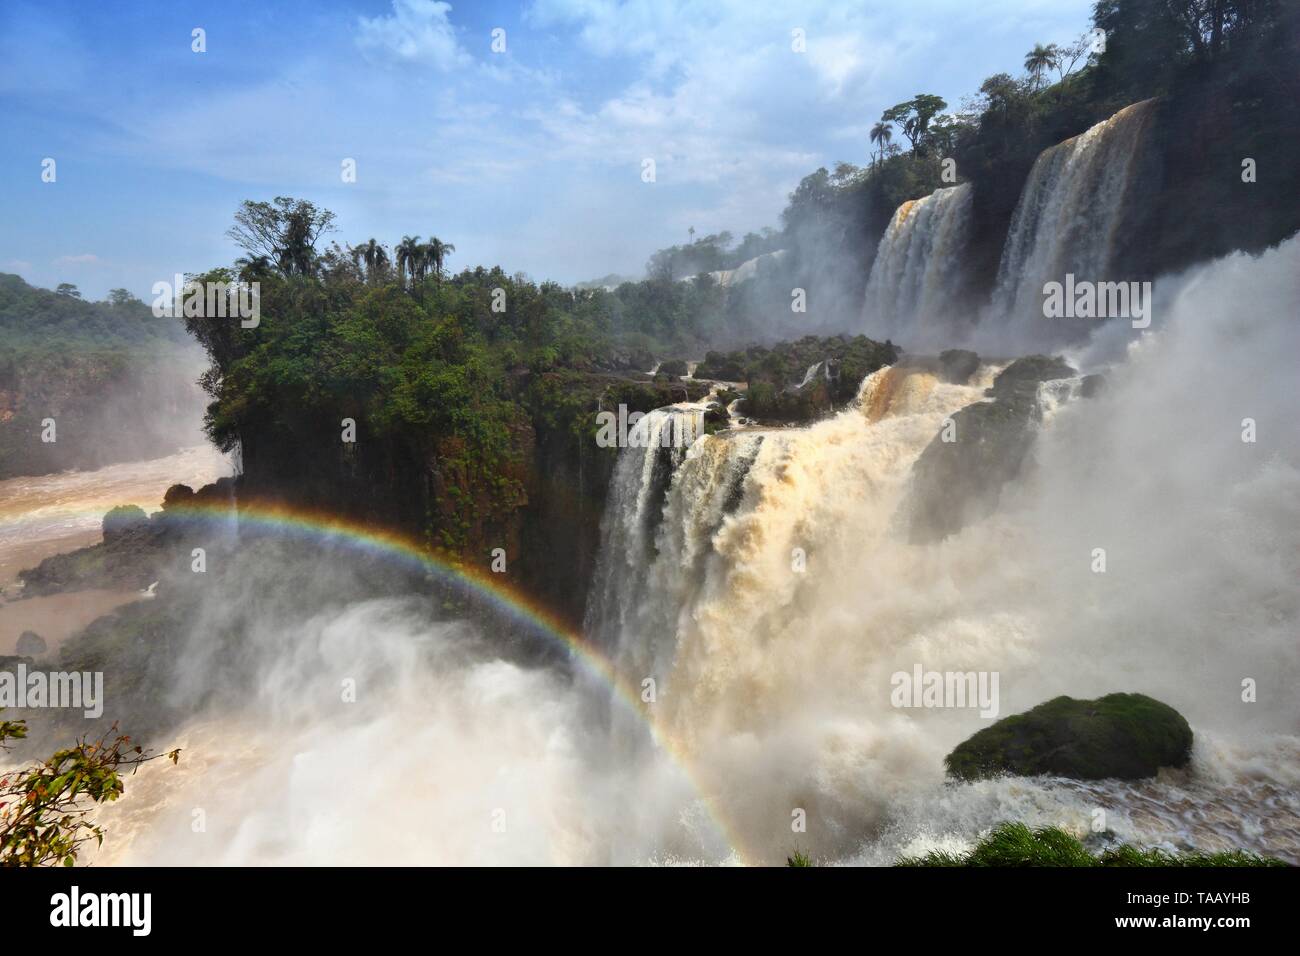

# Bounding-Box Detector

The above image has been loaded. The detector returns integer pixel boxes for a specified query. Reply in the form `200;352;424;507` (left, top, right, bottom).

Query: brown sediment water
0;444;228;655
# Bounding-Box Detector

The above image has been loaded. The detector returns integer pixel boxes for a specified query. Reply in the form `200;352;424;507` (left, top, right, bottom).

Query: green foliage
0;713;179;867
696;334;898;424
882;93;949;153
786;850;814;867
0;273;200;478
897;823;1287;867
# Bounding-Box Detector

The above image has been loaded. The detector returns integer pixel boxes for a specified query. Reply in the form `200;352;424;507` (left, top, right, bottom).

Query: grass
896;823;1288;867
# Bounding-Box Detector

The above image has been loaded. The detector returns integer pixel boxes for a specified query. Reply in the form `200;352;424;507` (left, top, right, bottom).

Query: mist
66;234;1297;866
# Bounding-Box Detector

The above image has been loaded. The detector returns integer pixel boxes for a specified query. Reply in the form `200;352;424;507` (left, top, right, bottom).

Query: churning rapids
21;232;1283;865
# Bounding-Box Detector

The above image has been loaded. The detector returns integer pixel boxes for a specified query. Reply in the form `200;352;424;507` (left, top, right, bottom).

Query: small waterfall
861;183;974;347
706;249;787;288
583;406;707;669
796;360;829;390
991;99;1157;343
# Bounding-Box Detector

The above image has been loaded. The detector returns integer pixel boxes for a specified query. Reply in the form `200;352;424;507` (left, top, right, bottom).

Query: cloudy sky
0;0;1094;298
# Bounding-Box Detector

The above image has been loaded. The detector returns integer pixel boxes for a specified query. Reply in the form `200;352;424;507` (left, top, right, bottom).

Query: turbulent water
990;99;1157;347
0;444;230;560
0;445;231;653
861;183;974;347
57;236;1297;865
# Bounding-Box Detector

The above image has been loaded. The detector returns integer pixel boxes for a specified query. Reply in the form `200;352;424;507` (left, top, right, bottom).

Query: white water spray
862;184;974;348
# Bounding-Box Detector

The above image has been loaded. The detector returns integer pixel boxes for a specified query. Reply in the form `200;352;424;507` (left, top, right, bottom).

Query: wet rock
15;630;47;657
938;349;980;384
907;354;1076;542
945;693;1194;781
1081;373;1106;398
102;504;148;544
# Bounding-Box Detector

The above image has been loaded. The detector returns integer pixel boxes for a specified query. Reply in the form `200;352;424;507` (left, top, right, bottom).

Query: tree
106;288;138;308
1;714;179;866
226;197;336;277
870;120;894;164
1055;32;1095;80
882;94;949;153
1025;43;1059;89
396;235;421;289
424;238;456;285
54;283;81;299
352;238;390;285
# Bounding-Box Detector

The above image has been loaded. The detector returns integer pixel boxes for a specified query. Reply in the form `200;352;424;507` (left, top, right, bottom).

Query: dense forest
0;276;201;478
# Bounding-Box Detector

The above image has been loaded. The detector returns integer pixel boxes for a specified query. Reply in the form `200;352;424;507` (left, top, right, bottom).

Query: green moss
898;823;1287;867
945;693;1193;782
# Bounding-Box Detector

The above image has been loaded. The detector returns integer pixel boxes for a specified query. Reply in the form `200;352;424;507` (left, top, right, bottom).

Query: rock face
906;354;1075;542
945;693;1194;781
101;504;149;544
16;630;47;657
18;478;236;597
938;349;980;385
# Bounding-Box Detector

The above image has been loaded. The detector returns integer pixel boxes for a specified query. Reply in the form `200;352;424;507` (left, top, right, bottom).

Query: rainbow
2;497;757;865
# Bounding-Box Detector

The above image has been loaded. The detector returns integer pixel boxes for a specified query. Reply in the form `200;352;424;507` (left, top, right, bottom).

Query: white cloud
356;0;473;71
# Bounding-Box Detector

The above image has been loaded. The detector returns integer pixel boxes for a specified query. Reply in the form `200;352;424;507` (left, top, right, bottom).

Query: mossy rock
945;693;1193;782
102;504;148;543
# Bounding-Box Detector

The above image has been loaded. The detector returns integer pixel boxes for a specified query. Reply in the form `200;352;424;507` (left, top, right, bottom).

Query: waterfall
579;237;1300;863
705;249;787;288
584;405;708;678
991;99;1157;345
861;183;974;348
83;240;1299;867
796;360;829;390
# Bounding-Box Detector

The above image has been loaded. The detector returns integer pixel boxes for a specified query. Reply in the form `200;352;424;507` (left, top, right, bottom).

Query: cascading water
584;406;707;678
706;249;787;288
861;183;974;348
72;237;1299;867
990;99;1157;346
584;235;1300;864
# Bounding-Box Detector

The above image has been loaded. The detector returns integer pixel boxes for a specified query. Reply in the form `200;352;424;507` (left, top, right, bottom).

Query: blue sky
0;0;1095;299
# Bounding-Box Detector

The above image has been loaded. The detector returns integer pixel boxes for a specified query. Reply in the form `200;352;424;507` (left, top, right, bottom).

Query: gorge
3;0;1298;871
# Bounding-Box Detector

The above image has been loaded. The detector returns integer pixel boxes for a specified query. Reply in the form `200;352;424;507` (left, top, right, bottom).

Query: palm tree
1025;44;1058;91
395;235;421;289
360;238;389;284
424;237;456;285
869;121;893;165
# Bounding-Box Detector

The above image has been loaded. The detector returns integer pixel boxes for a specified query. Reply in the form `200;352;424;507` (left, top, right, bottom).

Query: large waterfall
991;99;1157;345
579;235;1300;864
78;236;1300;867
860;183;974;348
860;100;1157;351
70;201;1298;870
